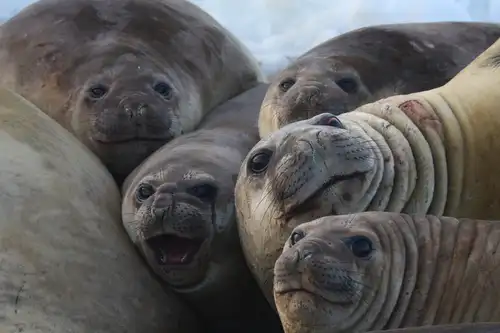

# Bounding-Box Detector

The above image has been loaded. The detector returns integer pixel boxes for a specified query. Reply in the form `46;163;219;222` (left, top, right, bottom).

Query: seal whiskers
274;212;500;333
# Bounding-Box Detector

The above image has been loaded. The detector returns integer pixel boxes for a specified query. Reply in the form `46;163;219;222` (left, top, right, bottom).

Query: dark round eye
290;230;305;246
153;82;173;99
186;183;218;202
336;77;358;94
317;114;344;129
248;149;272;174
135;183;155;203
349;236;373;258
279;78;296;92
88;84;108;99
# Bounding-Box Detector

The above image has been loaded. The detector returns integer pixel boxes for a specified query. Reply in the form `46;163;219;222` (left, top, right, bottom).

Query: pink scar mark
398;99;443;139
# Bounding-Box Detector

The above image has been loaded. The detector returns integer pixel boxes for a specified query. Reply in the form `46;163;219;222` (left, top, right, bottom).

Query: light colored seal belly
274;212;500;333
0;88;200;333
235;37;500;306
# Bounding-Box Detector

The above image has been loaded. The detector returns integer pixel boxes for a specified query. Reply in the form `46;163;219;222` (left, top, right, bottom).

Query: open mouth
146;234;204;265
284;171;367;220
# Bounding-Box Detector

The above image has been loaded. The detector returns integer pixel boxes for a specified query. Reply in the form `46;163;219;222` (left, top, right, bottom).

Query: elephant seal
235;37;500;304
0;0;264;184
274;212;500;333
0;88;200;332
122;83;282;333
259;21;500;137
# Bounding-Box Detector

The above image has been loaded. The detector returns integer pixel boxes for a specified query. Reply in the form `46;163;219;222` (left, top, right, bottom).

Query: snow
2;0;500;76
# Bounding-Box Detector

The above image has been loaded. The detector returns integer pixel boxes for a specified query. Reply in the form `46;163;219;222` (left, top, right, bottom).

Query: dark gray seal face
259;57;373;137
71;50;188;184
274;215;384;333
123;163;236;290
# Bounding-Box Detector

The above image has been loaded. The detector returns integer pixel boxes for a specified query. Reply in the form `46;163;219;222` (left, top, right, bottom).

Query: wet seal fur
122;83;283;333
259;21;500;138
235;37;500;304
274;212;500;333
0;0;264;184
0;88;200;333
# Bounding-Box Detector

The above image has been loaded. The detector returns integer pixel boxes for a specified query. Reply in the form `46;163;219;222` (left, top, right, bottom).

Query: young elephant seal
259;21;500;137
235;37;500;304
0;0;264;184
0;88;199;333
122;83;283;333
274;212;500;333
371;323;500;333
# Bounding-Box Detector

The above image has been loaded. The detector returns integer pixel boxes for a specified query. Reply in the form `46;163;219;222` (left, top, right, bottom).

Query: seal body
274;212;500;333
0;88;200;333
0;0;264;184
259;21;500;137
122;83;282;333
371;323;500;333
235;37;500;304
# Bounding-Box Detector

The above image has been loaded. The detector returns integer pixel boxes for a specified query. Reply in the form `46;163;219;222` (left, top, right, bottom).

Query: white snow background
2;0;500;76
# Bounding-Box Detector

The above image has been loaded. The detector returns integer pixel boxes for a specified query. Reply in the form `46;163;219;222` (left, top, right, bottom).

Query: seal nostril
186;182;218;202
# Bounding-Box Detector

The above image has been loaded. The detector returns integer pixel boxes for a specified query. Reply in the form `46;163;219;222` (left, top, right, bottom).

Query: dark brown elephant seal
236;37;500;306
0;88;200;332
259;21;500;137
122;83;282;333
274;212;500;333
0;0;264;184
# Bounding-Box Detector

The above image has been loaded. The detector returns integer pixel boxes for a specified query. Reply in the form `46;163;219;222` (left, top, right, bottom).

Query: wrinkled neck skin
339;89;459;217
282;214;500;333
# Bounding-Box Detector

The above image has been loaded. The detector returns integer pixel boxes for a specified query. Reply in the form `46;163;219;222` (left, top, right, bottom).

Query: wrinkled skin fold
274;212;500;333
235;37;500;305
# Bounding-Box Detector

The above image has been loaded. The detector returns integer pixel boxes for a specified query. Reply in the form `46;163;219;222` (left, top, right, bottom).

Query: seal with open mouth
122;83;283;333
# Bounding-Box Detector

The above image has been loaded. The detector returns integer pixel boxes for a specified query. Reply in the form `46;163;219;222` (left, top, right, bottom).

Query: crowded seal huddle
3;0;500;332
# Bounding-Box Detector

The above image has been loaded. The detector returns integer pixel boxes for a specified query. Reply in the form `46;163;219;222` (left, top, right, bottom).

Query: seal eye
186;183;218;202
279;78;296;92
153;82;173;99
248;149;273;174
136;183;155;203
336;78;358;94
317;114;344;129
290;230;305;246
348;235;373;258
88;84;108;99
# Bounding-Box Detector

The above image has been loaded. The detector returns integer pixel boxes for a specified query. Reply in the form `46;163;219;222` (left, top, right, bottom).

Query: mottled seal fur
259;21;500;137
122;83;282;333
274;212;500;333
0;0;264;184
372;323;500;333
0;88;199;333
235;37;500;304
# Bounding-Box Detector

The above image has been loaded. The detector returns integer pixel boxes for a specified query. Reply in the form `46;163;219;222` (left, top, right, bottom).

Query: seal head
274;214;384;333
123;161;237;290
259;56;372;137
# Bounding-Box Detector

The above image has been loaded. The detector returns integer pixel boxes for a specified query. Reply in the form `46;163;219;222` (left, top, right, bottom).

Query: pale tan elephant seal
0;88;200;332
259;21;500;137
235;37;500;304
274;212;500;333
0;0;264;184
122;83;283;333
